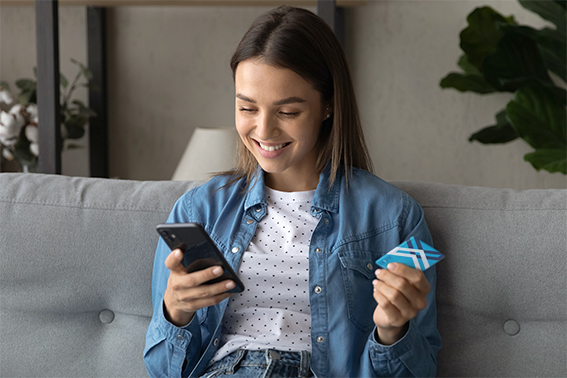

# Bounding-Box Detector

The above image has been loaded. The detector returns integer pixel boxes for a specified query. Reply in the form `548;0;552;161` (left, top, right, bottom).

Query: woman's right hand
163;249;236;327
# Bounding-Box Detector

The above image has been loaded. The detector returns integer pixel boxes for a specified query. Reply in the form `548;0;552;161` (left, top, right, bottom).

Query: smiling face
234;59;330;192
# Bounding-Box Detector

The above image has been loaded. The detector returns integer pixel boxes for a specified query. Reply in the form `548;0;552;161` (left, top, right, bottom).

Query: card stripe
376;237;445;271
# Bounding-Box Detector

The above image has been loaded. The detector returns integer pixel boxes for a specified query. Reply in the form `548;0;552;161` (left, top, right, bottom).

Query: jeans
200;349;314;378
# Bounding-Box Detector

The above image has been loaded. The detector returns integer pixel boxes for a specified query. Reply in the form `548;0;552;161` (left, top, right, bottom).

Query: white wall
1;2;565;188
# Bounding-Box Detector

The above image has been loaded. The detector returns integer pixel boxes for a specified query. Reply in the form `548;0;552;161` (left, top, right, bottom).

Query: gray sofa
0;172;565;378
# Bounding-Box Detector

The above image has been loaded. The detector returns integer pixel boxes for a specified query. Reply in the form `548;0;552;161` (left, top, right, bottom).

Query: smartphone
156;223;244;293
375;237;445;271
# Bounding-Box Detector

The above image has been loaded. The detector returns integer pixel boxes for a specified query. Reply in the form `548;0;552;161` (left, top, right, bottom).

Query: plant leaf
506;85;567;150
440;72;497;94
82;67;94;80
65;143;85;150
482;27;552;92
457;55;481;75
60;73;68;89
15;79;35;90
72;99;87;109
18;92;33;105
537;27;567;83
518;0;566;34
70;58;93;80
469;109;519;143
524;148;566;174
459;7;515;70
0;81;10;90
63;118;87;139
13;127;36;166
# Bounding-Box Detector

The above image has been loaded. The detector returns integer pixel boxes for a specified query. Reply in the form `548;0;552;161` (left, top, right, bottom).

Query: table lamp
171;127;238;181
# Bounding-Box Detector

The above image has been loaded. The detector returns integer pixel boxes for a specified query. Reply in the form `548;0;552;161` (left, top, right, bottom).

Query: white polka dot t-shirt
211;186;318;362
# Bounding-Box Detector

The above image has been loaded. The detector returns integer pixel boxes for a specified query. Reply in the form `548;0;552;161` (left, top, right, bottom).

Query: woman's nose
255;113;279;140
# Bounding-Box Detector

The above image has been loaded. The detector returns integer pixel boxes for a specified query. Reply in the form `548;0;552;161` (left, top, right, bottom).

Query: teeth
259;142;286;152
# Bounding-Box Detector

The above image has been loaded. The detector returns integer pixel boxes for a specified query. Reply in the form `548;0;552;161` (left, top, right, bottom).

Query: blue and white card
376;237;444;271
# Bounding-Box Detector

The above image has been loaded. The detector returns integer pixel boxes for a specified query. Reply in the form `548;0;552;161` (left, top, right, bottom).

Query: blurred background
1;0;565;189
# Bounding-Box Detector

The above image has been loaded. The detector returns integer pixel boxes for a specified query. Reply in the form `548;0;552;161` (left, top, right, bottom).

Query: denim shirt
144;167;441;378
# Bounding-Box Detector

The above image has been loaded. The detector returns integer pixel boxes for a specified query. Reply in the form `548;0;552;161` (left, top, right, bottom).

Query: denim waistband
206;349;312;378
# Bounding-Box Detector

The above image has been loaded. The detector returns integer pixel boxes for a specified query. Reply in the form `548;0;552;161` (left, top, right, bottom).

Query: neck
264;172;319;192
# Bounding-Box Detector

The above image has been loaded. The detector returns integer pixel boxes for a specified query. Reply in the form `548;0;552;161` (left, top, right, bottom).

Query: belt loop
227;349;247;374
262;349;276;378
299;350;311;378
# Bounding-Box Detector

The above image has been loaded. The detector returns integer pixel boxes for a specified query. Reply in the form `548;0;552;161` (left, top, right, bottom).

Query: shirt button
314;286;322;294
232;247;239;253
177;335;184;340
255;207;262;212
367;263;374;270
324;218;329;224
315;248;322;253
246;219;254;225
213;338;219;346
316;336;324;343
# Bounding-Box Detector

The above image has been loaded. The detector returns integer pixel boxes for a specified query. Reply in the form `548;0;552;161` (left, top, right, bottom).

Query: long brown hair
223;5;372;188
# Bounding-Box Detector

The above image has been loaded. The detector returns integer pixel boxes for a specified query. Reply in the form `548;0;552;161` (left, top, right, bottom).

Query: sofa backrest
0;173;199;378
398;181;566;377
0;173;565;377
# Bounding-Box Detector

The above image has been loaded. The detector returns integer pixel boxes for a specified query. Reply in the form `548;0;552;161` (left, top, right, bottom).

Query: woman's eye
280;111;299;117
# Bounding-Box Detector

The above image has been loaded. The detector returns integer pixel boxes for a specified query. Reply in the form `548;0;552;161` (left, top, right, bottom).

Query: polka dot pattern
211;187;318;363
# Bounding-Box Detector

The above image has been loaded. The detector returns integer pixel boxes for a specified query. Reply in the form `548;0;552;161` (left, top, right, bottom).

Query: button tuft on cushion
99;309;115;324
503;319;520;336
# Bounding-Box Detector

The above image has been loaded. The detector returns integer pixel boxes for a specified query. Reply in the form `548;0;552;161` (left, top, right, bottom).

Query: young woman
145;6;441;378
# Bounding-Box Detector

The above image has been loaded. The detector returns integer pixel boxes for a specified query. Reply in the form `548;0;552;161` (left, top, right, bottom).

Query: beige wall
1;1;565;188
347;0;566;189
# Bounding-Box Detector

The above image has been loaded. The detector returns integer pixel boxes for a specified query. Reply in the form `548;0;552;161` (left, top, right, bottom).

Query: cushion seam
422;205;566;211
0;198;172;213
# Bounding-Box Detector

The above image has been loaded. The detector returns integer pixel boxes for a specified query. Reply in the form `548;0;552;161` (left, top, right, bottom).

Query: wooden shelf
1;0;365;7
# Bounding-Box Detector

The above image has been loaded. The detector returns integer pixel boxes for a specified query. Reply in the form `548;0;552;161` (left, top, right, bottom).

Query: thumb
165;249;185;272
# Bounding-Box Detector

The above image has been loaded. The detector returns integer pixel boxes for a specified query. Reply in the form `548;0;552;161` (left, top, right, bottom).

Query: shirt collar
243;164;341;217
311;163;340;214
244;167;267;220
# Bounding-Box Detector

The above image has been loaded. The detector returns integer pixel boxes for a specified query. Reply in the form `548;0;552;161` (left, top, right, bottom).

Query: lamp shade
172;127;238;181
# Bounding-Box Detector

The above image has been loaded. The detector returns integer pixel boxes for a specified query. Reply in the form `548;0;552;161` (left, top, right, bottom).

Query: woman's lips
254;140;291;158
258;142;287;151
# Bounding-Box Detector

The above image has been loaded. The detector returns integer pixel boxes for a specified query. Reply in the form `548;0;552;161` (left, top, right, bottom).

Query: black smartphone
156;223;244;293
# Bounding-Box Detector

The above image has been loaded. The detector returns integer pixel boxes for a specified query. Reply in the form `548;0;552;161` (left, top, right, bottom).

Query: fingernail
375;269;382;277
387;263;397;271
226;281;235;289
372;279;378;286
212;266;223;276
174;249;183;258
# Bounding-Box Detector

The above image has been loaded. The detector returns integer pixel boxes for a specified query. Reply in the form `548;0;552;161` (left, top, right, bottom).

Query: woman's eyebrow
273;96;306;106
236;93;256;103
236;93;306;106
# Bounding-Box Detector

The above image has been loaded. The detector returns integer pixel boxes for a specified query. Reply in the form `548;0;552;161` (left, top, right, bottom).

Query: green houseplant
440;0;566;174
0;59;96;172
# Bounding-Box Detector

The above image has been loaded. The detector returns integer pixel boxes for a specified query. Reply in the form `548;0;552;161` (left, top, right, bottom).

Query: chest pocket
338;250;378;333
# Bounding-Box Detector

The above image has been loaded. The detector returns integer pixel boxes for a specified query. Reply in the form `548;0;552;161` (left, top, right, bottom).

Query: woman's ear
324;103;333;119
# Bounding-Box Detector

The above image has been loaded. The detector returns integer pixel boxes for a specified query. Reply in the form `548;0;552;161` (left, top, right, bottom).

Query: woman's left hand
372;263;430;345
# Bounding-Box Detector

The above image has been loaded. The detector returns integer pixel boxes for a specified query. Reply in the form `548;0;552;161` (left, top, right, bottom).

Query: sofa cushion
0;173;565;377
395;181;566;377
0;173;199;378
